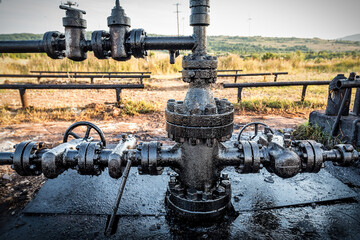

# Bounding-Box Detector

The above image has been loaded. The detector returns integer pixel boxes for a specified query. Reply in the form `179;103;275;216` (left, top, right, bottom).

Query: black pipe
144;36;196;50
0;152;13;165
224;81;331;88
30;71;152;74
0;74;150;79
0;41;45;53
0;84;144;90
336;80;360;89
219;72;288;78
331;88;351;137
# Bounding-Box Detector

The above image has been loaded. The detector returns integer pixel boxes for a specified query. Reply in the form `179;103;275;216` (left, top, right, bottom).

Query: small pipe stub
190;0;210;26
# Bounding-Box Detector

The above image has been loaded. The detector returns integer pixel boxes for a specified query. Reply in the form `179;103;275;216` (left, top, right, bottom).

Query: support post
19;88;29;108
237;87;243;103
37;77;41;83
353;88;360;116
331;88;351;136
301;85;308;102
116;88;122;106
90;77;94;84
234;70;238;83
274;74;278;82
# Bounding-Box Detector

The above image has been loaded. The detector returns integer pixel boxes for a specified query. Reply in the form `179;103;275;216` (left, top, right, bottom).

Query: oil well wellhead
0;0;359;231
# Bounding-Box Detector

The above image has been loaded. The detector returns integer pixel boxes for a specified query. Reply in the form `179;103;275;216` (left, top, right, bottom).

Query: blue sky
0;0;359;39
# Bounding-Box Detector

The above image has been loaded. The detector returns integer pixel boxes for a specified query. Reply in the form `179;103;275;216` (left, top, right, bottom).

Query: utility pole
182;17;185;36
248;17;252;37
174;3;181;36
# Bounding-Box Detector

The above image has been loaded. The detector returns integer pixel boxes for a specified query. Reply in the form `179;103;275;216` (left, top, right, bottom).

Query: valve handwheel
238;122;274;141
63;121;106;147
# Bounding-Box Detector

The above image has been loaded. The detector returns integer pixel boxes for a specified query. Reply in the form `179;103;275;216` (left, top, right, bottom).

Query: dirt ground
0;77;308;220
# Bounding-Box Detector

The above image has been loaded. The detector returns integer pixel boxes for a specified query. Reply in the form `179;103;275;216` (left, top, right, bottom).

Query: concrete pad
23;167;356;215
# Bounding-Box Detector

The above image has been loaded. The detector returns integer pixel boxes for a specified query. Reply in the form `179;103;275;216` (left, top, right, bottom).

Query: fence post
90;77;94;84
37;77;41;83
237;87;243;103
116;88;122;106
234;70;238;83
19;88;29;108
301;85;308;102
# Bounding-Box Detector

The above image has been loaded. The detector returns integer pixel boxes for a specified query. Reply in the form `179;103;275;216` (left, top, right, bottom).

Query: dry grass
0;100;158;125
0;52;359;123
0;53;359;77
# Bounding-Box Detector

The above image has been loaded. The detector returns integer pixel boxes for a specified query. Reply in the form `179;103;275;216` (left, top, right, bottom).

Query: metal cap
107;0;131;27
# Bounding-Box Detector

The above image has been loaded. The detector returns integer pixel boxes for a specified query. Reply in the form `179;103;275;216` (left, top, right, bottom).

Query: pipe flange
22;142;43;176
307;140;324;172
43;31;65;59
77;142;102;176
139;142;163;175
182;55;217;69
235;141;261;174
334;144;358;166
13;141;32;176
166;181;232;221
127;29;147;58
77;142;90;175
166;122;233;141
182;69;217;83
91;31;111;59
165;109;233;127
296;140;324;172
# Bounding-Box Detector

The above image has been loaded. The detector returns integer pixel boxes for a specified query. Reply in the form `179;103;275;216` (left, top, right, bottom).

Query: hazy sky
0;0;359;39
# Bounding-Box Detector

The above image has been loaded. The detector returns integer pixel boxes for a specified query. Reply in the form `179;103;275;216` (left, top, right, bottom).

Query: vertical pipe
238;87;243;103
301;85;308;102
353;88;360;116
190;0;210;55
19;88;29;108
116;88;122;106
331;88;351;136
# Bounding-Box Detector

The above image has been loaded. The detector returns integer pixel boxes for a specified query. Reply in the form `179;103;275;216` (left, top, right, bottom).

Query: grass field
0;51;359;124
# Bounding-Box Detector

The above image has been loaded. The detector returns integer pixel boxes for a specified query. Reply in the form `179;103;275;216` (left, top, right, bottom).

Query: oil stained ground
0;161;359;239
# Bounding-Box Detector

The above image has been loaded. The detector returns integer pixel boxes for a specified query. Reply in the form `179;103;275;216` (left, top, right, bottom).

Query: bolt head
345;145;354;152
221;173;229;180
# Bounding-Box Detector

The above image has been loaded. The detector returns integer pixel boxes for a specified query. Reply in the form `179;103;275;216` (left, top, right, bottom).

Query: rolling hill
340;34;360;42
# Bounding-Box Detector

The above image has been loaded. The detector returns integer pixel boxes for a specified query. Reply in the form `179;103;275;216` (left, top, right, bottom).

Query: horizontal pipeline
218;72;288;78
0;74;150;79
217;70;243;73
0;84;144;90
336;80;360;89
0;152;13;165
144;36;196;50
30;71;151;75
0;40;45;53
224;81;331;88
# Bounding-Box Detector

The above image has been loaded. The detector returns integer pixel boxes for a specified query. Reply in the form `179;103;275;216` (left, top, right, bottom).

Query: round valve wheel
238;122;274;141
63;121;106;147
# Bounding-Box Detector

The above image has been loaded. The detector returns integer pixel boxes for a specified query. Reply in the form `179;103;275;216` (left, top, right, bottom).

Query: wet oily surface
0;164;359;239
1;117;360;239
